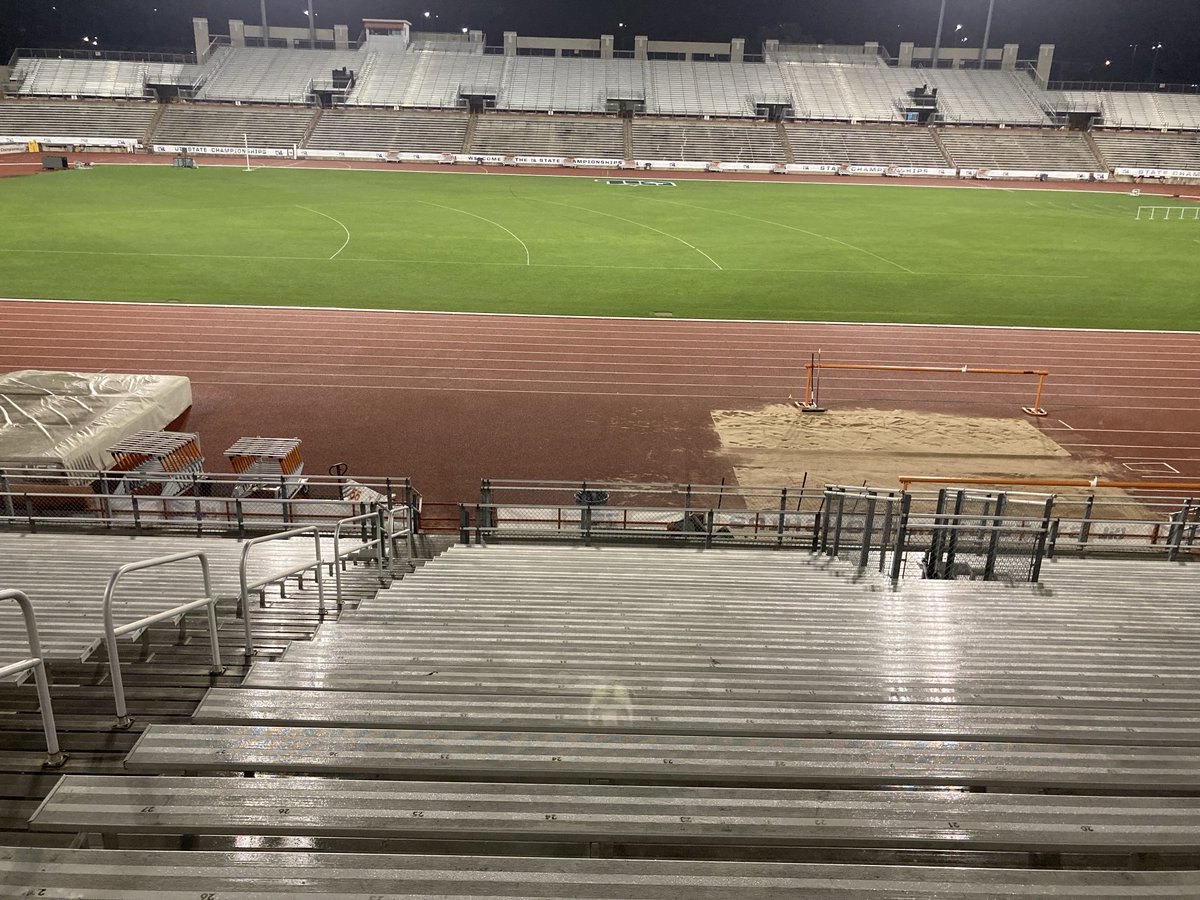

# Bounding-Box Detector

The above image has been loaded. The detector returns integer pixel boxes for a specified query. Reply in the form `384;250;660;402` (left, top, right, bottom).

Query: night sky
2;1;1198;85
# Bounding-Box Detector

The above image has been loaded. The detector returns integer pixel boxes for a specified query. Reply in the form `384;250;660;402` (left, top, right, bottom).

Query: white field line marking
1123;462;1181;473
1057;420;1075;429
533;198;723;270
296;205;351;259
4;296;1199;337
416;199;531;266
636;194;917;275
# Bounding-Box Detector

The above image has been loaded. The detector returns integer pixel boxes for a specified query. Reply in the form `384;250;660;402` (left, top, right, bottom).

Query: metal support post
581;505;593;544
890;493;912;583
858;496;877;571
130;493;141;533
982;494;1007;581
777;488;788;548
1030;497;1056;582
705;509;715;549
458;505;470;544
0;471;13;519
877;499;895;574
1077;494;1095;550
479;480;493;530
1167;499;1192;561
1046;519;1059;559
830;493;846;557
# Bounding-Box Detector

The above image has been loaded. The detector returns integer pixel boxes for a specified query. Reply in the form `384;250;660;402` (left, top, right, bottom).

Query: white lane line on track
1057;420;1075;430
296;205;352;259
635;194;917;276
415;199;531;266
4;297;1199;337
532;198;723;270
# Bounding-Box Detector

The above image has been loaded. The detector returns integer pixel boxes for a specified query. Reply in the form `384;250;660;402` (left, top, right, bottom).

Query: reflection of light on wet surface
587;684;635;727
883;588;960;705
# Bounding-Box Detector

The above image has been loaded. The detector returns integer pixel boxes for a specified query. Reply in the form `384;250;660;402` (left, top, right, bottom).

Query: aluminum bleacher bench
239;661;1200;709
128;724;1200;792
187;686;1200;746
29;775;1200;856
5;848;1198;898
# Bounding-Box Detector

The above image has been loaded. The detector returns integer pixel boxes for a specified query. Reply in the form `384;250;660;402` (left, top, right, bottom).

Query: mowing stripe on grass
635;194;916;275
416;199;531;266
533;198;724;271
296;205;352;259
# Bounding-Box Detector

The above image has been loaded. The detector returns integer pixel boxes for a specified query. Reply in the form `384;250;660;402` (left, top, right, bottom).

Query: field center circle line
534;198;723;271
637;194;915;275
296;205;352;260
416;199;530;266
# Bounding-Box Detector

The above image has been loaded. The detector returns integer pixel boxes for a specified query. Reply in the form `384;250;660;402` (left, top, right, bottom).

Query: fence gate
819;486;1055;583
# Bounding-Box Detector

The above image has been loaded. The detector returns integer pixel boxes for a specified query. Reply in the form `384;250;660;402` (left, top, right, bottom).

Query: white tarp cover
0;370;193;472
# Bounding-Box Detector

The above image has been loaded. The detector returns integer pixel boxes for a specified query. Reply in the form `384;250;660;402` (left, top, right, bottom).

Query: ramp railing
238;527;325;657
0;589;67;767
102;551;224;729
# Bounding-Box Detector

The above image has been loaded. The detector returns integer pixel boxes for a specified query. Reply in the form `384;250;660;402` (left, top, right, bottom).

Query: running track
2;298;1199;503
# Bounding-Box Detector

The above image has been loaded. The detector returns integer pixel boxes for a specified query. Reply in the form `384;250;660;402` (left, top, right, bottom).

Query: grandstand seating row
13;99;1196;173
4;540;1198;895
9;46;1200;130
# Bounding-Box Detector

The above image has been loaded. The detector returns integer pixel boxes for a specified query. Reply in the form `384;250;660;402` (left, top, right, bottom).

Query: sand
710;405;1146;518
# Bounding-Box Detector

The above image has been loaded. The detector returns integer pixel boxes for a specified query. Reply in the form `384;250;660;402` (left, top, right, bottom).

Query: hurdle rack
103;432;204;497
225;438;305;500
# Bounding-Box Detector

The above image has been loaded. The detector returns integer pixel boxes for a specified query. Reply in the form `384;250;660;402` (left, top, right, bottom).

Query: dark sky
2;1;1198;84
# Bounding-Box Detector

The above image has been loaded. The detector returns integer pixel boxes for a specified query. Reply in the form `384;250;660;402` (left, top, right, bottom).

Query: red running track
2;299;1199;503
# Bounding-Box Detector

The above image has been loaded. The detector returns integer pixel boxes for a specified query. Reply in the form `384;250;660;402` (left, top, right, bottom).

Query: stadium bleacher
785;124;949;168
0;100;156;145
938;128;1106;172
632;118;786;162
3;539;1196;894
1092;130;1200;173
307;108;469;154
152;103;313;150
471;113;625;158
196;48;364;104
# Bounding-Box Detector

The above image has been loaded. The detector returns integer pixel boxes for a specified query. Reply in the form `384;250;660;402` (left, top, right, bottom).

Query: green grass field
3;164;1198;328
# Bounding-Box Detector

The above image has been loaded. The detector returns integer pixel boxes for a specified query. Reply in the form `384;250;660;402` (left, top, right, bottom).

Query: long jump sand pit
711;405;1143;516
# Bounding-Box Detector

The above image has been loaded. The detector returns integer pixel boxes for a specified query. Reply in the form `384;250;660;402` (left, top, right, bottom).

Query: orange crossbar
898;475;1200;493
803;362;1050;417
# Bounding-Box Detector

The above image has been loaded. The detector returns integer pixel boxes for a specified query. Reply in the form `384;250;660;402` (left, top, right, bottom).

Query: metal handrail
0;589;67;768
332;510;387;610
238;526;325;656
102;551;224;730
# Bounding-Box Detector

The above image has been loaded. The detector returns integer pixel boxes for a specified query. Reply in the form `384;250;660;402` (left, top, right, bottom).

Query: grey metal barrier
0;589;67;768
102;551;224;730
238;527;325;657
331;509;389;611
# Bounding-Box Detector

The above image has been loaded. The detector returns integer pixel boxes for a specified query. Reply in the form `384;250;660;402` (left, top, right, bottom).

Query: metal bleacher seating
0;532;340;668
307;108;469;153
349;50;504;109
3;540;1199;892
938;128;1106;172
1095;91;1200;131
0;100;156;143
151;103;313;149
645;61;789;118
785;124;949;167
1092;130;1200;172
196;48;364;104
632;119;785;162
471;114;625;158
12;57;150;99
930;70;1049;125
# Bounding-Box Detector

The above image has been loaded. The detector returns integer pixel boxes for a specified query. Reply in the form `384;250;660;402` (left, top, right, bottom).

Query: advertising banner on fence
710;162;776;173
0;136;137;150
153;144;294;158
632;160;709;171
0;142;27;155
1115;166;1200;180
959;168;1108;181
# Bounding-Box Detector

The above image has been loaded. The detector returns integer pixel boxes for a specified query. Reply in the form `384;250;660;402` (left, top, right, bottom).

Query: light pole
307;0;317;49
932;0;947;68
1149;42;1162;83
978;0;995;67
260;0;269;46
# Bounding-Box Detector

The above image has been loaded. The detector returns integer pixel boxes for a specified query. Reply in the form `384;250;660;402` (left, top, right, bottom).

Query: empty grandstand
307;108;468;154
785;124;950;169
633;119;785;163
152;103;313;150
0;100;156;146
939;128;1105;173
471;113;625;158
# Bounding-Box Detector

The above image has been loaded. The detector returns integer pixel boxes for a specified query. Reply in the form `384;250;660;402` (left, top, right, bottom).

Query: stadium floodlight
932;0;946;68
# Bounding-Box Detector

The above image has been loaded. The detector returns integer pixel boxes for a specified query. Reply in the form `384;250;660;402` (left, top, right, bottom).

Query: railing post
830;492;846;557
459;504;470;544
1047;518;1060;559
1030;496;1056;583
193;472;203;536
479;480;493;530
858;495;876;571
235;498;244;540
877;497;895;574
131;493;141;534
890;492;912;584
776;488;788;548
705;508;714;549
100;476;113;529
0;590;67;768
1167;499;1191;562
475;505;483;545
982;493;1008;582
582;504;593;545
1077;493;1095;551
